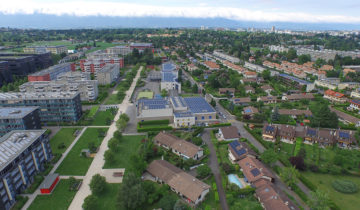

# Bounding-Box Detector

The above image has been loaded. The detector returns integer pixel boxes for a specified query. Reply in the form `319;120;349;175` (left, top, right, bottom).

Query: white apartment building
19;80;98;102
212;50;240;63
244;61;266;73
96;64;120;85
57;71;91;81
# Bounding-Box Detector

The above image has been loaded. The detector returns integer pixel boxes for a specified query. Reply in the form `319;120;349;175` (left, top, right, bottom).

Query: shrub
222;163;235;174
137;125;173;132
138;119;169;126
298;175;317;191
332;180;359;194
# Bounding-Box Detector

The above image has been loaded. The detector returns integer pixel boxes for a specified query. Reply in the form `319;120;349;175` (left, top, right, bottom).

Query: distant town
0;27;360;210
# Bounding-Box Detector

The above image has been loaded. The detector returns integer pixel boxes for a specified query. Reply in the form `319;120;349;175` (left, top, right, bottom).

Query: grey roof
0;107;39;119
138;98;170;110
279;73;311;85
0;130;46;171
162;72;177;82
0;92;80;100
97;64;119;73
30;63;71;76
41;173;59;189
183;97;216;114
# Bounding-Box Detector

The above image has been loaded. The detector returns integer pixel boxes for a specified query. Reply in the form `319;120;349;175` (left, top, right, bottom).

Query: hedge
137;125;172;132
291;184;308;202
332;180;359;194
138;119;169;126
209;123;231;128
298;175;317;192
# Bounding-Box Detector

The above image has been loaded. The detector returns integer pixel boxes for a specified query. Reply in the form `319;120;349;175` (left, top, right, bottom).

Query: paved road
202;130;229;210
21;127;87;210
68;66;142;210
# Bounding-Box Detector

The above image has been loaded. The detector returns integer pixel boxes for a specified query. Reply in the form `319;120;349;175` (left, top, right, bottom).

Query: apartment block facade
0;130;52;210
0;92;82;123
0;107;41;137
28;63;71;82
96;64;120;85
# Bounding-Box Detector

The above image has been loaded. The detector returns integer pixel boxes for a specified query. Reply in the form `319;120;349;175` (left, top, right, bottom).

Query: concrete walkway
202;129;229;210
68;66;143;210
21;127;87;210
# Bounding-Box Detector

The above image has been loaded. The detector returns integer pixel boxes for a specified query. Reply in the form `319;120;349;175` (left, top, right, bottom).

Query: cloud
1;0;360;24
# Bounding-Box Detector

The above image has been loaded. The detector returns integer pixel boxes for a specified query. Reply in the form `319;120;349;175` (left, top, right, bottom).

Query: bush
137;125;173;132
138;119;169;126
222;163;235;174
197;165;211;179
89;174;106;195
332;180;359;194
298;175;317;191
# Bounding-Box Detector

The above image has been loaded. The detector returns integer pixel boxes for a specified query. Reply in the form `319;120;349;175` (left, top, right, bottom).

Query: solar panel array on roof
162;63;176;72
307;129;317;136
250;168;261;177
229;141;247;157
139;99;169;110
266;125;275;132
351;99;360;105
174;111;194;118
183;97;215;113
339;131;350;139
162;72;177;82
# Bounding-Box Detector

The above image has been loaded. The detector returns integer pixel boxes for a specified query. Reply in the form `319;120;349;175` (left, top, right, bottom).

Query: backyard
56;128;108;175
103;135;145;169
49;128;80;155
28;179;77;210
301;172;360;210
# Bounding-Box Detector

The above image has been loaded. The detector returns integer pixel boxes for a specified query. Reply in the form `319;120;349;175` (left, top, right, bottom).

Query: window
201;116;204;120
209;116;212;119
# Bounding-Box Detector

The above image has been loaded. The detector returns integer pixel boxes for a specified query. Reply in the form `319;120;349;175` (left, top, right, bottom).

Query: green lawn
91;110;116;126
88;105;99;118
137;91;154;99
28;179;77;210
105;93;124;105
94;183;120;210
301;172;360;210
56;128;108;175
103;135;145;169
50;128;79;155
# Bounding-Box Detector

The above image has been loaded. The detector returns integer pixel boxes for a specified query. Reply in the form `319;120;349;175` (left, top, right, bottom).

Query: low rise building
218;126;240;141
238;157;274;184
278;109;312;118
330;107;360;127
281;93;314;101
19;80;98;102
173;112;195;128
242;106;259;119
245;85;255;94
349;99;360;110
314;78;339;90
28;63;71;81
96;64;120;85
350;88;360;99
219;88;235;97
244;62;266;73
244;71;257;79
212;50;240;63
203;61;220;70
154;132;203;160
228;140;257;163
0;107;41;137
323;89;346;103
0;130;52;210
277;74;314;92
232;97;251;106
161;63;181;94
146;160;210;205
130;43;153;53
255;182;296;210
0;92;82;123
136;99;173;122
257;96;278;104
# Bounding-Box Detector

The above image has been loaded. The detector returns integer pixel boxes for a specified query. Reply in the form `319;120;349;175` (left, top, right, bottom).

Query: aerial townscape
1;1;360;210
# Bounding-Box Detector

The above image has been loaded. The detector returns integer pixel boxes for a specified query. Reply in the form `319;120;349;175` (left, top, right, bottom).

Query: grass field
91;110;116;126
103;135;145;169
88;105;99;118
105;93;123;105
50;128;79;155
301;172;360;210
56;128;108;175
93;183;120;210
28;179;77;210
137;91;153;99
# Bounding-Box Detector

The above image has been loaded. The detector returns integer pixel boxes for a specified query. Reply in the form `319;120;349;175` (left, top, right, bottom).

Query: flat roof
97;64;119;73
41;173;59;189
0;107;39;119
0;130;46;171
30;63;70;76
183;97;216;114
279;73;311;85
0;92;80;100
138;98;170;110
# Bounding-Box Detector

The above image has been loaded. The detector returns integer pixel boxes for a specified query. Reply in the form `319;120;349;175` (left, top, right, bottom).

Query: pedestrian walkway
68;66;143;210
21;127;87;210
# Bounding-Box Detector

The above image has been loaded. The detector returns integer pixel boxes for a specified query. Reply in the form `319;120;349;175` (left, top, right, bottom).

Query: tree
280;166;299;188
271;106;280;122
260;149;278;166
173;199;187;210
192;84;198;93
261;69;271;80
114;131;122;140
82;195;98;210
289;156;306;170
130;155;147;175
298;54;311;64
161;89;168;97
310;103;338;128
210;99;216;107
89;174;106;195
196;165;211;179
191;137;203;146
104;150;115;164
117;172;146;210
158;195;177;210
308;190;331;210
286;48;297;60
108;138;119;152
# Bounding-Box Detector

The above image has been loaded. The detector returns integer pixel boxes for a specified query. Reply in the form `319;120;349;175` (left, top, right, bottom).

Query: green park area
103;135;145;169
50;128;80;155
301;172;360;210
137;91;154;100
91;183;120;210
56;128;108;175
28;179;77;210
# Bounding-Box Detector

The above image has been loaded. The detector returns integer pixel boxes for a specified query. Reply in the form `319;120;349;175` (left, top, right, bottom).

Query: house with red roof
323;89;346;103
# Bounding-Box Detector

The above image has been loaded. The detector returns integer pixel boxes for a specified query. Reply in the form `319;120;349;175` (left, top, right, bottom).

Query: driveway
202;129;229;210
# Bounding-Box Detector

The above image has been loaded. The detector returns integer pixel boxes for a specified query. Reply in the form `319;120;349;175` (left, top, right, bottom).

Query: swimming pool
228;174;244;188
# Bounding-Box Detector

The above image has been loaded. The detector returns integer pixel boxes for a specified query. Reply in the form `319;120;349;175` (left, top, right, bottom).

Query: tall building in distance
0;130;52;210
0;92;82;123
0;107;41;137
271;26;276;32
23;45;68;55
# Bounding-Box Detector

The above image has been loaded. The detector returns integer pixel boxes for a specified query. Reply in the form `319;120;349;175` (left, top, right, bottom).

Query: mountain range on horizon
1;14;360;31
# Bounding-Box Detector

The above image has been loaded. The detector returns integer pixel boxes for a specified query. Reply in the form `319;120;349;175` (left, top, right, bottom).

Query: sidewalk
68;66;143;210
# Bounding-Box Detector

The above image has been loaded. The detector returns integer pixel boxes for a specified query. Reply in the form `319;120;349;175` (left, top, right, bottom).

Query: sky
1;0;360;24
